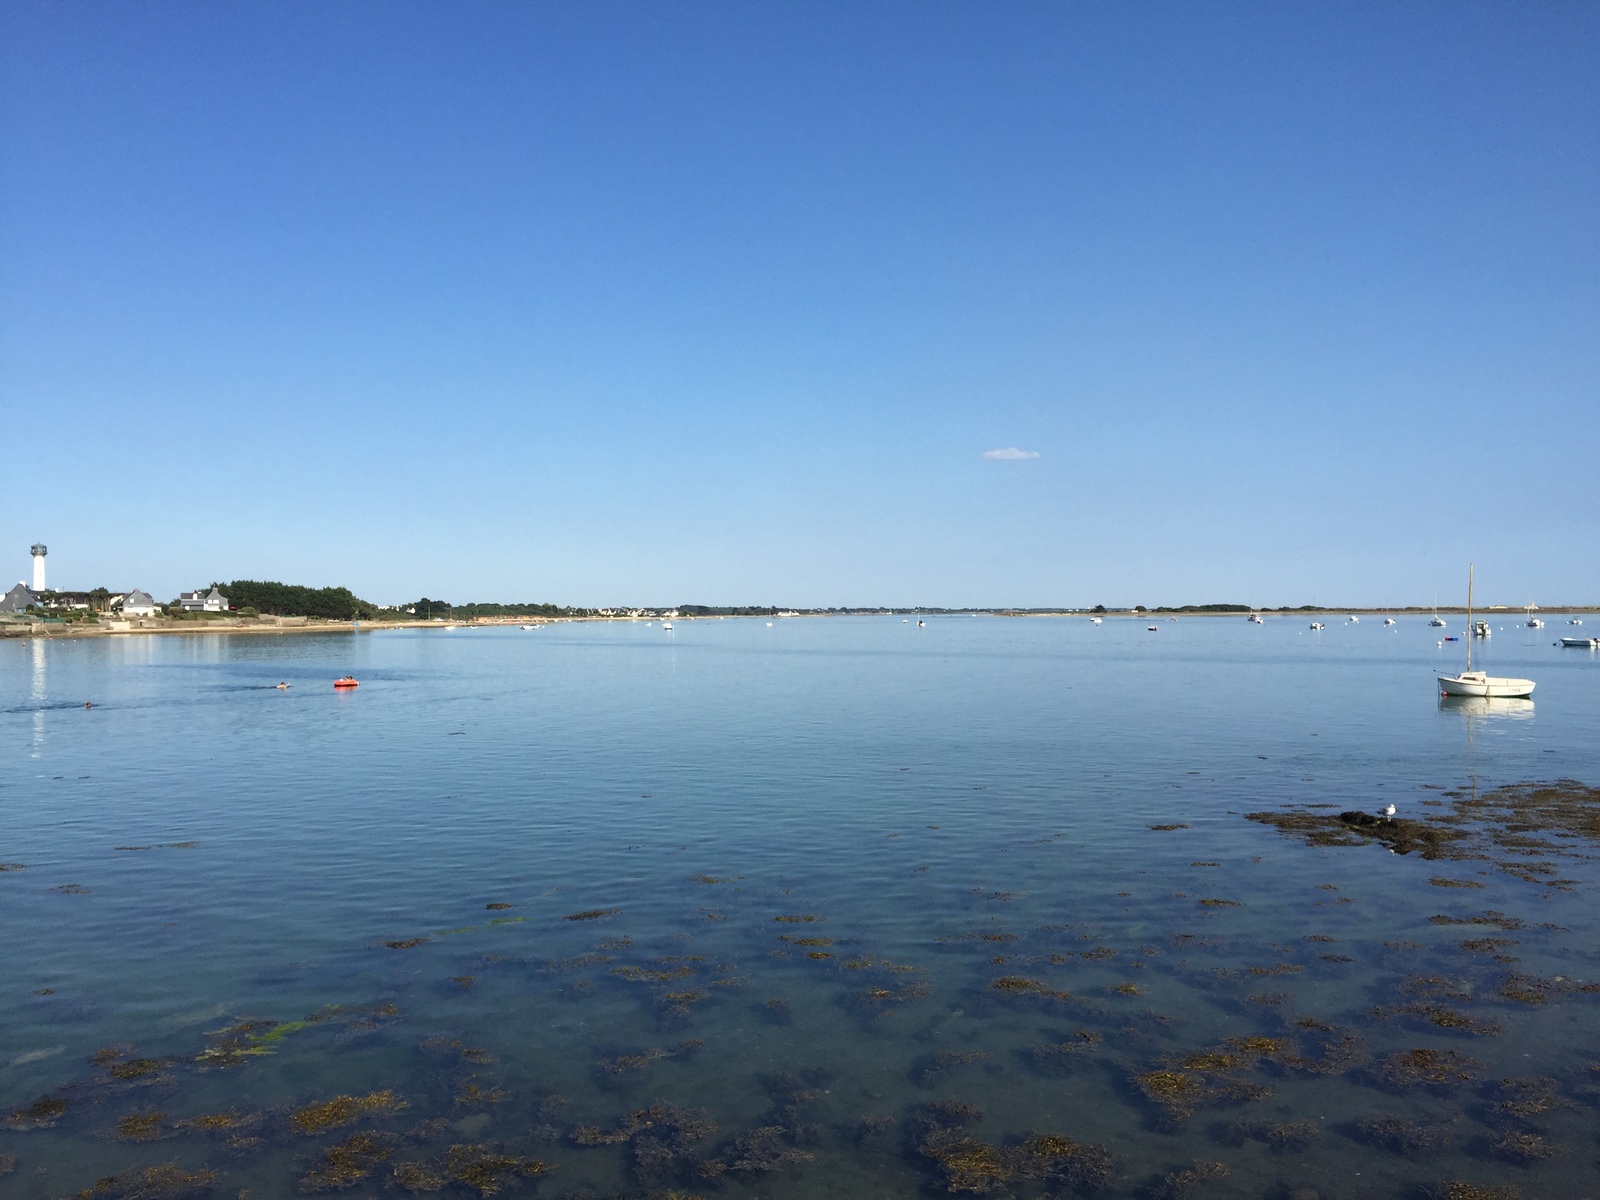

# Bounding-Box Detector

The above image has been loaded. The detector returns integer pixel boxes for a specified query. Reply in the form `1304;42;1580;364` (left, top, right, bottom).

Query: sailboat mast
1467;563;1474;672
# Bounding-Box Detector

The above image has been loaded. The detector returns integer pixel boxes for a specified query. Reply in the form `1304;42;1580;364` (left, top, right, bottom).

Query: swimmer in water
276;682;290;690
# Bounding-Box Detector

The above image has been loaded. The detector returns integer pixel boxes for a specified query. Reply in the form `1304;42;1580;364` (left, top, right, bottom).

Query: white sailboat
1524;601;1544;629
1438;565;1535;699
1429;599;1447;628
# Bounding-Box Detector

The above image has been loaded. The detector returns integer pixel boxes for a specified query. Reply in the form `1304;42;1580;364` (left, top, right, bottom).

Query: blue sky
2;2;1596;608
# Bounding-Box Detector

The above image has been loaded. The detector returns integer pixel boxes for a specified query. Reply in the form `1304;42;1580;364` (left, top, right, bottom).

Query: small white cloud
981;447;1040;461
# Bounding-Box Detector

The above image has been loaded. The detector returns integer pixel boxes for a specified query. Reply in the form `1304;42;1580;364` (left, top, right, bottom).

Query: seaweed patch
74;1163;219;1199
290;1091;406;1135
300;1131;398;1190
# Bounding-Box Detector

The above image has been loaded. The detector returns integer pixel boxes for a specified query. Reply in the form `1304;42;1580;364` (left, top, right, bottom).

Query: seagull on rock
1381;804;1397;818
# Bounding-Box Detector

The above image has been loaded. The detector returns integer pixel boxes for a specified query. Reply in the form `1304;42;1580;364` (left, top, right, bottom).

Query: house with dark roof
0;582;39;613
179;587;228;613
119;590;159;618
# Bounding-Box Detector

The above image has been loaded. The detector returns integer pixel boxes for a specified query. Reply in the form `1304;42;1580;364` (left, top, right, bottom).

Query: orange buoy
333;676;359;689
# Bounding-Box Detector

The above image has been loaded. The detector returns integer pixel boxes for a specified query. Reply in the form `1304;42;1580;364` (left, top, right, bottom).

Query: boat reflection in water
1438;694;1535;720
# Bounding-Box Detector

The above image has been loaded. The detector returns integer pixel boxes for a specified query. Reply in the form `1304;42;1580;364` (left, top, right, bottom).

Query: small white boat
1348;615;1359;623
520;624;536;630
1247;613;1264;624
662;622;673;631
1147;625;1158;632
1440;565;1534;699
1309;622;1324;630
1525;602;1543;628
1561;636;1600;649
1430;615;1447;627
917;620;926;627
1089;617;1103;624
1570;618;1583;626
1439;671;1536;698
1383;617;1396;625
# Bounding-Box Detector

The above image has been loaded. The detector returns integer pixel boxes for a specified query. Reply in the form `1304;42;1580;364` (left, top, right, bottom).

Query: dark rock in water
1246;806;1468;858
1338;810;1384;827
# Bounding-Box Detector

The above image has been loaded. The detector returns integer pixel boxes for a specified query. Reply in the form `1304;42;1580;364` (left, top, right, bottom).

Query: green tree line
213;580;376;620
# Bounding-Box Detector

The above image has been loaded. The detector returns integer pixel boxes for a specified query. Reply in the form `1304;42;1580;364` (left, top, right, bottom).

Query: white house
119;590;159;618
179;587;229;613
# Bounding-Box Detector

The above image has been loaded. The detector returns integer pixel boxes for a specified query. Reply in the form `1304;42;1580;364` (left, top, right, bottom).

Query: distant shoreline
4;605;1597;640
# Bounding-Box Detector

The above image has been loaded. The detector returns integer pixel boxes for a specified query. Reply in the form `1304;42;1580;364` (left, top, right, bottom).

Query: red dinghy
333;676;359;689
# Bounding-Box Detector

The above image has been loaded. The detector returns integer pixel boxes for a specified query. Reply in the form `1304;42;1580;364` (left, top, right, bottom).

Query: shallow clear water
3;616;1599;1199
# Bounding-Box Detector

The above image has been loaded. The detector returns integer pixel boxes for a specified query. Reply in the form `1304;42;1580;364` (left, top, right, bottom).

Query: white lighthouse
31;544;46;592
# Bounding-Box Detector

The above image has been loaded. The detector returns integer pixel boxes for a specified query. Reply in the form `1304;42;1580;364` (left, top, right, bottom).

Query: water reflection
30;636;45;755
1438;694;1536;719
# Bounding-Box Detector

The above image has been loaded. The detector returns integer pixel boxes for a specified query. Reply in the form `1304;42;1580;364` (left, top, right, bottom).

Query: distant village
0;542;756;634
0;544;232;621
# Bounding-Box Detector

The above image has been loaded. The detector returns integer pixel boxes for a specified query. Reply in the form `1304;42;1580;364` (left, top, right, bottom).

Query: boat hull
1561;637;1600;649
1437;673;1535;699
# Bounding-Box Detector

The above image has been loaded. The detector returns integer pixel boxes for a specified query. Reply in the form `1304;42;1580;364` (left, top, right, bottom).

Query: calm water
3;616;1599;1199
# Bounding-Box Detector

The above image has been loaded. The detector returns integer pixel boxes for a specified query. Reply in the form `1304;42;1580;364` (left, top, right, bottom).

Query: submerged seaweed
1358;1114;1451;1152
8;1094;68;1129
116;1110;169;1141
699;1125;814;1177
1227;1119;1318;1151
1154;1159;1229;1197
911;1101;1115;1195
596;1040;704;1077
1377;1049;1481;1089
442;1143;549;1194
76;1163;219;1199
572;1103;717;1184
300;1131;398;1190
290;1091;406;1135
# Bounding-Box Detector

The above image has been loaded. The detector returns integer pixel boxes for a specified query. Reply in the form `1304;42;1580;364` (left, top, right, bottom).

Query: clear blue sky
3;2;1596;608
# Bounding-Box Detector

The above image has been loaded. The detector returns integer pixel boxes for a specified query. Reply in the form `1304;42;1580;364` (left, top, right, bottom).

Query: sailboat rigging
1437;565;1535;699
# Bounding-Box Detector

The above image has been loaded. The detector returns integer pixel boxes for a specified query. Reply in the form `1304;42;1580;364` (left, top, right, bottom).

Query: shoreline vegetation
3;596;1596;640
